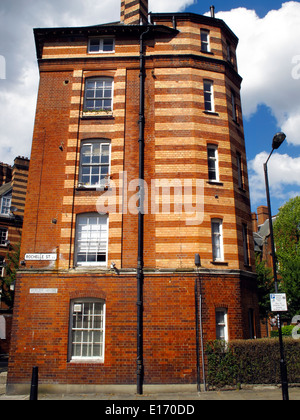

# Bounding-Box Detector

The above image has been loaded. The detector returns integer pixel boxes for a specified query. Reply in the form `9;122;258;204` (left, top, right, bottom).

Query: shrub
206;338;300;389
271;325;294;338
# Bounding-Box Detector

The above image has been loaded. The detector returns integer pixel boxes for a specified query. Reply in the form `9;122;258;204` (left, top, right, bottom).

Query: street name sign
25;253;57;261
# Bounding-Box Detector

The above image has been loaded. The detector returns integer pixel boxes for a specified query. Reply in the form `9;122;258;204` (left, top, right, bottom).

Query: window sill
81;111;114;120
69;359;104;364
88;51;115;55
76;185;109;192
211;261;229;266
207;181;224;186
201;50;214;55
203;111;219;117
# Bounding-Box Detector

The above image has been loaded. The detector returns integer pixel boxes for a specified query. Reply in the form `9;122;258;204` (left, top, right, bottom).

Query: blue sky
186;1;300;215
186;0;284;18
0;0;300;216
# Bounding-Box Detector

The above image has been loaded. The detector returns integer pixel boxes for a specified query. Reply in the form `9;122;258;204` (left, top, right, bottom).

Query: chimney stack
120;0;149;25
257;206;269;226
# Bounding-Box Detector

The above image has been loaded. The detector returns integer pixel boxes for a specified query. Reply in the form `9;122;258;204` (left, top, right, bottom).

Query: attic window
0;192;12;216
88;37;115;53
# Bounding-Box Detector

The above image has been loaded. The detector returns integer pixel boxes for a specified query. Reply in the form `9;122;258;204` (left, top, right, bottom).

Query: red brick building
8;1;260;394
0;157;30;355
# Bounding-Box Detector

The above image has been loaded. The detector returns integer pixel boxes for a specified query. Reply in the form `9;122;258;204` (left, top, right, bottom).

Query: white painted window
79;140;111;188
201;30;210;52
84;78;114;112
0;192;12;216
231;90;237;121
211;219;224;262
88;38;115;53
207;145;219;182
0;228;8;247
204;80;215;112
216;309;228;341
237;152;243;189
75;213;108;266
69;299;106;361
242;224;250;266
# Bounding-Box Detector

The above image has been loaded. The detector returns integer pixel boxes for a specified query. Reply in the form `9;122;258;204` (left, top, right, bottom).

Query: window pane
80;141;110;187
103;39;114;51
70;300;105;360
216;311;225;325
76;214;108;265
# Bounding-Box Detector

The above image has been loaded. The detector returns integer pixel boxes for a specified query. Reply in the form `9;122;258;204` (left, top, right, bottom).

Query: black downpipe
195;279;201;392
137;25;150;396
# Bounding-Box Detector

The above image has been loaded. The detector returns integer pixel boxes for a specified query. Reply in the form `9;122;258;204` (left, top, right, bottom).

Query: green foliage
206;340;238;388
273;196;300;318
255;254;273;318
270;325;294;337
206;339;300;388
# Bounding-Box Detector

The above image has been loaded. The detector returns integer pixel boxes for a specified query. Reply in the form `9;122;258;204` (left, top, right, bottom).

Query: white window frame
0;256;5;277
69;298;106;362
75;213;109;267
0;228;8;247
211;219;224;262
226;42;232;62
207;145;219;182
231;90;237;122
79;139;111;189
216;308;228;341
88;37;115;54
200;30;210;53
84;77;114;112
0;192;12;216
242;224;250;266
203;80;215;113
236;152;243;189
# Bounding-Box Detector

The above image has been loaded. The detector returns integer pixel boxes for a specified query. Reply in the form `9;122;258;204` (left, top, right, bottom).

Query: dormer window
0;192;12;216
88;37;115;54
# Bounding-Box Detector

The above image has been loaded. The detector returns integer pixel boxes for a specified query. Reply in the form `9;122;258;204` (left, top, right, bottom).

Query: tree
255;254;273;319
0;242;20;309
273;196;300;318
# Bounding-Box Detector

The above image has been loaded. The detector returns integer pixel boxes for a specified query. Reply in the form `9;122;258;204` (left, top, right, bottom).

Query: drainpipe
137;24;150;396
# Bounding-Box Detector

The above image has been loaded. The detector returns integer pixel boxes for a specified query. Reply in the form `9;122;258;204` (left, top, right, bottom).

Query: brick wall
8;270;258;387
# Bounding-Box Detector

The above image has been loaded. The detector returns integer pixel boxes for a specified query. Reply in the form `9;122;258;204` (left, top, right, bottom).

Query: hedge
206;339;300;389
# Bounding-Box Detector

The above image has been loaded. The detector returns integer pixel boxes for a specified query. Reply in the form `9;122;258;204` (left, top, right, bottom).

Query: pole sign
270;293;288;312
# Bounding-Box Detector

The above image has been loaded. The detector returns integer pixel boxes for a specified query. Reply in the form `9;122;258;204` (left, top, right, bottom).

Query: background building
8;0;259;394
0;156;29;355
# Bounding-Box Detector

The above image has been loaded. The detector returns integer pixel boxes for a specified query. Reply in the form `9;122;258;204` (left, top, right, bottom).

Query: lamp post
263;132;289;401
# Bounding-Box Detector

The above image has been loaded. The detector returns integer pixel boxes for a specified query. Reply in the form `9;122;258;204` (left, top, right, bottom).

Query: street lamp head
272;132;286;150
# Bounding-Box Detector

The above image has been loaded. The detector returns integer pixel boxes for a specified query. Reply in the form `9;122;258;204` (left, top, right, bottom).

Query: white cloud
0;0;195;165
248;152;300;205
216;2;300;146
149;0;196;13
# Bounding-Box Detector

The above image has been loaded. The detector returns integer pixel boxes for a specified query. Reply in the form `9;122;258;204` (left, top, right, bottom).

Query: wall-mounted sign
25;253;57;261
270;293;288;312
30;288;58;294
